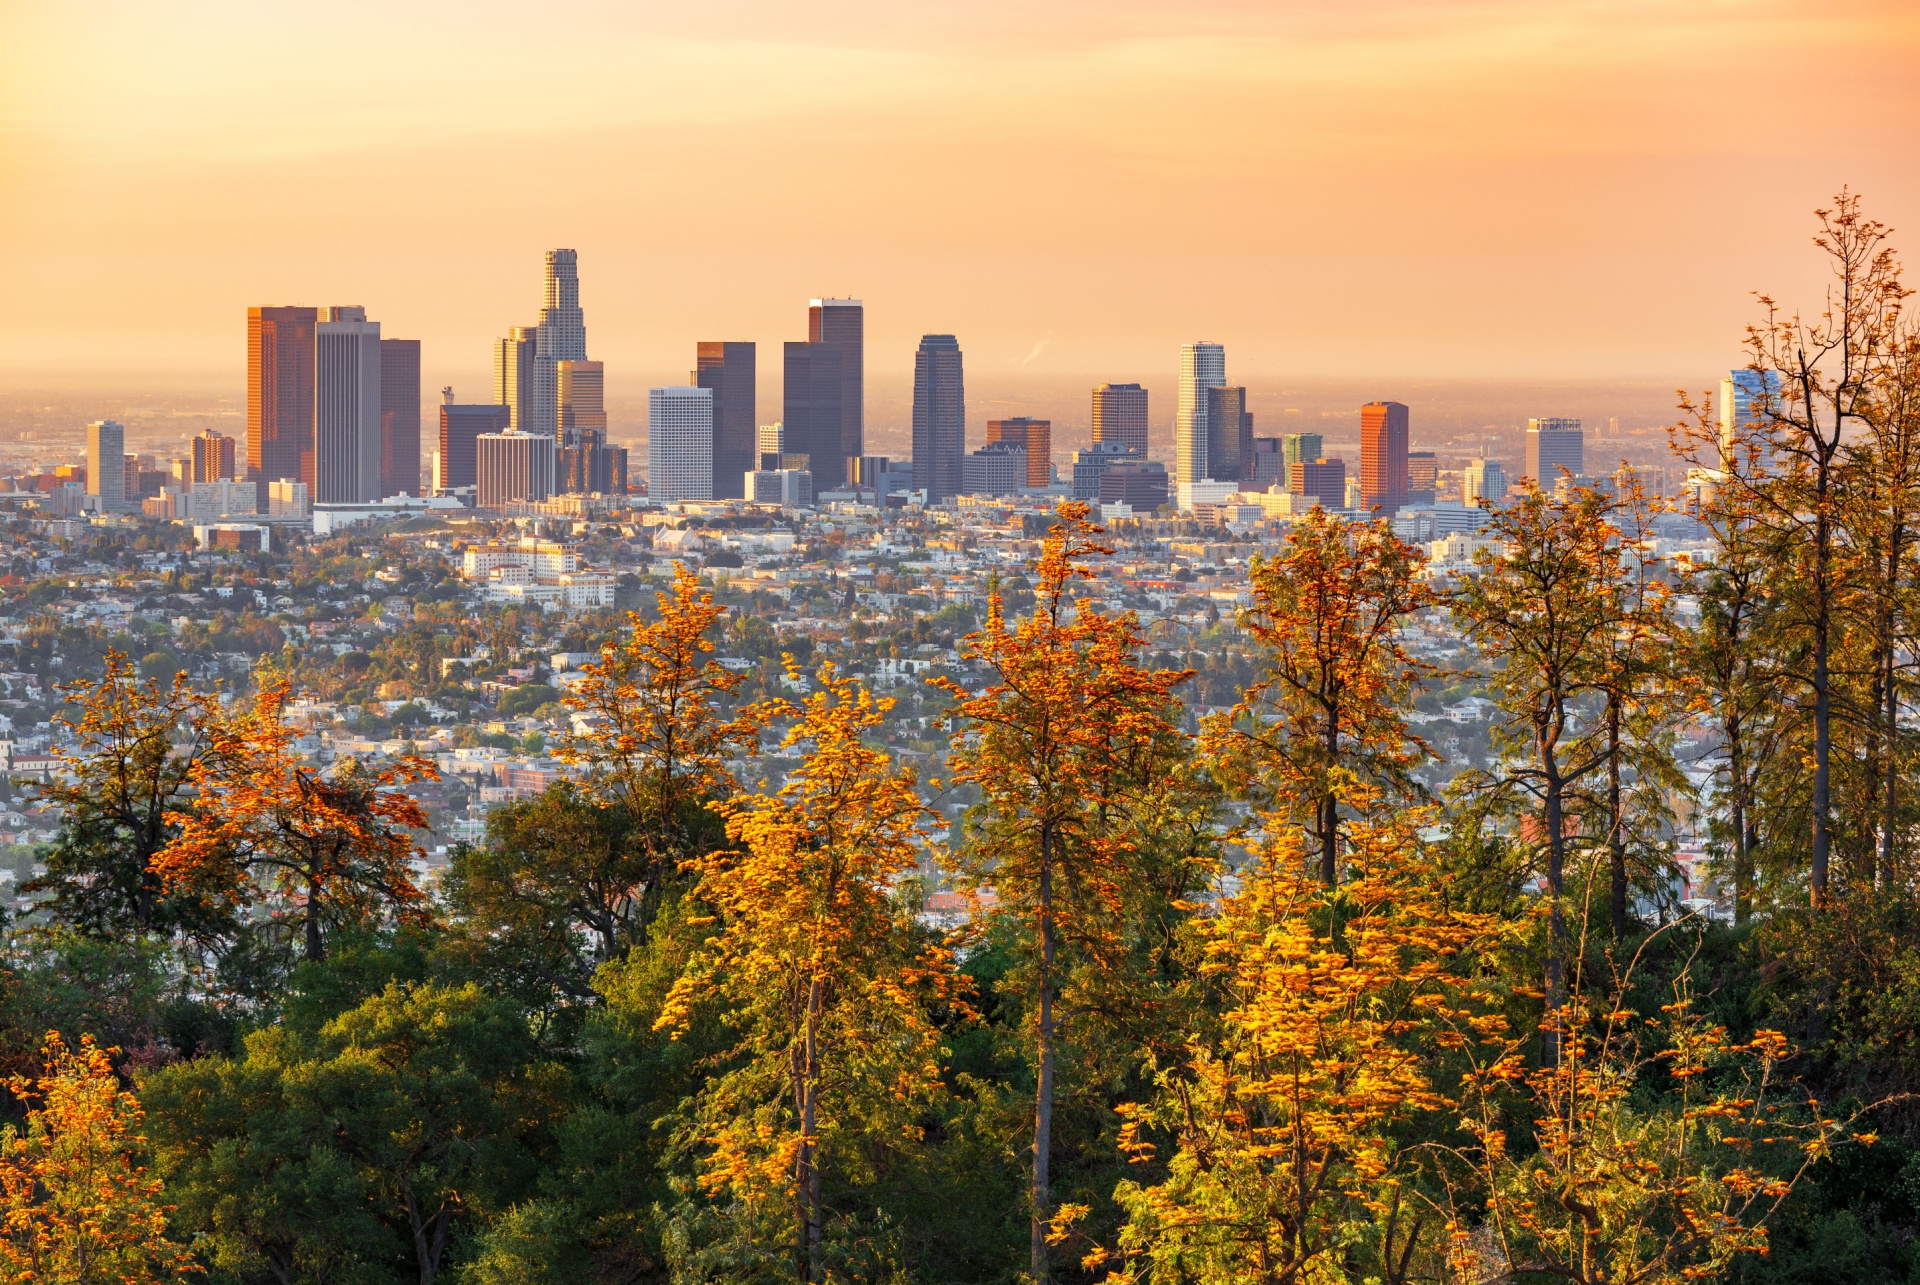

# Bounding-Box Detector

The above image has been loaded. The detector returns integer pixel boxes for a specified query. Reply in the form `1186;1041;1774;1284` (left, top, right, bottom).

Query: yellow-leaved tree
657;663;961;1282
0;1032;200;1284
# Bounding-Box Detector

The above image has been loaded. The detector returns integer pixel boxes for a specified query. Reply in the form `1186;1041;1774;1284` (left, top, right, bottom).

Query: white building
1463;458;1507;507
315;306;384;503
268;480;310;518
1175;341;1226;502
462;538;577;579
86;420;126;513
649;386;714;502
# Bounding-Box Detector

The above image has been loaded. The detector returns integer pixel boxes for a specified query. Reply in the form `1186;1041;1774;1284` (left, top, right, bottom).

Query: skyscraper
1360;400;1410;514
1464;458;1508;507
912;335;966;504
696;343;757;500
531;249;587;439
1092;383;1149;457
476;429;556;510
1281;433;1323;474
1525;418;1584;489
809;298;863;477
191;430;236;483
247;305;317;502
782;342;843;481
1205;386;1250;486
439;398;510;492
558;360;607;443
1290;456;1347;510
1719;370;1782;471
649;386;714;502
380;338;421;497
493;327;539;434
314;306;383;504
1176;342;1226;494
987;417;1052;489
87;420;126;512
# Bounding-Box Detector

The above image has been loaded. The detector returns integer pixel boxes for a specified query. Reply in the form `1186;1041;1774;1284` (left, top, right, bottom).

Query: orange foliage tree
657;663;959;1281
557;564;762;928
935;502;1191;1283
1204;509;1431;885
155;677;435;962
1092;814;1505;1284
0;1031;200;1284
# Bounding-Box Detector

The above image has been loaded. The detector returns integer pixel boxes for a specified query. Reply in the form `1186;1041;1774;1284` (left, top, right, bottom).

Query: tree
1203;509;1431;885
0;1031;200;1284
1093;815;1504;1285
154;677;435;963
556;565;762;931
25;651;222;940
657;663;959;1281
935;502;1190;1282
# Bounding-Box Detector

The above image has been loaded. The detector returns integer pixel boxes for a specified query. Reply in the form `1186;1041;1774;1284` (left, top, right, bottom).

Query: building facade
86;420;126;512
247;305;317;502
782;341;843;485
648;386;714;502
1291;456;1347;510
809;298;863;475
963;443;1027;497
696;342;756;500
1359;400;1409;515
1205;385;1251;486
912;334;966;504
985;417;1051;489
1092;383;1149;457
192;430;237;483
493;327;539;434
439;399;510;492
1175;342;1226;497
1525;418;1584;489
315;307;383;504
476;429;557;510
380;338;420;498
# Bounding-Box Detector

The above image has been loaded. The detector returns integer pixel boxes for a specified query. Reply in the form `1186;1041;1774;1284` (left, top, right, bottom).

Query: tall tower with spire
531;249;587;439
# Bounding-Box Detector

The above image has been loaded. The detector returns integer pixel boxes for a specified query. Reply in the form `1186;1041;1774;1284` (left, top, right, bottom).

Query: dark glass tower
912;334;965;503
697;341;757;499
783;341;843;485
808;298;863;480
380;338;421;498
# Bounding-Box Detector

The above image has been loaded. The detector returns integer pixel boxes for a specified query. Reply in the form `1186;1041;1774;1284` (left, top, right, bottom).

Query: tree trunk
1811;481;1832;905
1541;724;1566;1069
1607;694;1627;939
1031;825;1057;1283
800;975;824;1282
305;869;325;962
1319;708;1340;885
1729;722;1751;926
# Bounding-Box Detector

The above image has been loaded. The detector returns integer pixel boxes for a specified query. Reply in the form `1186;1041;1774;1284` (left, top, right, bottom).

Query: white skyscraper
86;419;126;513
1176;341;1226;505
649;386;714;502
315;306;384;503
1720;369;1782;473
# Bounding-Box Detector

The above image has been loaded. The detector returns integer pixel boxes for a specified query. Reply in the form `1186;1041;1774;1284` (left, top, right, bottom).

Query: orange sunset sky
1;0;1917;400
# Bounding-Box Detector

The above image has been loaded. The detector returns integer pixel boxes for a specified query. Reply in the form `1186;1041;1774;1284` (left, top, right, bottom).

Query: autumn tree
25;651;223;940
657;663;958;1281
154;676;435;963
557;565;762;930
0;1031;200;1285
1093;813;1505;1285
1203;508;1431;885
936;502;1191;1283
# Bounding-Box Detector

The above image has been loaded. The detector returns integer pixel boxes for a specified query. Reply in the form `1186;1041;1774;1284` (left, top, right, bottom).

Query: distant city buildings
439;395;510;493
493;327;539;434
649;386;714;502
476;429;556;510
810;298;864;482
963;442;1028;498
1407;450;1438;503
1360;400;1409;515
1720;369;1782;471
1098;460;1168;512
1281;433;1323;475
1247;436;1285;491
247;305;317;505
696;342;756;500
1463;457;1508;507
380;338;421;497
86;420;125;512
912;335;966;504
1175;342;1226;502
1205;385;1251;487
315;306;384;504
986;417;1051;489
1072;441;1146;502
1291;456;1346;510
1092;383;1149;457
192;430;236;484
1525;418;1584;490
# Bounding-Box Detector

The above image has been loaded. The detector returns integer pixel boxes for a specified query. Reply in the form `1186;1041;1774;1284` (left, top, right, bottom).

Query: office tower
557;360;607;443
809;298;863;472
1359;400;1410;514
1525;418;1584;488
268;480;310;518
757;423;785;458
963;442;1028;497
1092;383;1149;457
529;249;587;439
314;306;384;504
783;341;844;485
247;305;318;501
493;327;539;434
1290;457;1347;510
1281;432;1323;474
1205;386;1250;487
986;417;1052;489
380;338;420;498
1463;458;1507;507
1176;342;1226;494
649;386;714;502
476;429;557;510
1407;451;1438;493
191;430;236;483
86;420;126;512
1719;370;1781;470
1247;437;1285;490
1071;441;1145;501
1098;461;1169;512
912;335;966;503
695;343;756;500
440;397;510;491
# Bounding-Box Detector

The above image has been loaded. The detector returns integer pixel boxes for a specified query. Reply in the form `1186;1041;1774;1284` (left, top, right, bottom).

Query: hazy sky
2;0;1916;401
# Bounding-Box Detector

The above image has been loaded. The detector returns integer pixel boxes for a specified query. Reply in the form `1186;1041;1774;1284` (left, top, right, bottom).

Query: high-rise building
493;327;540;435
1176;342;1226;496
380;338;421;498
1525;418;1584;489
912;335;966;504
986;417;1051;489
783;341;843;484
1719;370;1782;471
439;394;510;492
757;423;785;457
86;420;126;512
649;386;714;502
809;298;863;475
1463;458;1507;507
963;442;1028;497
1092;383;1149;457
1072;441;1146;501
1290;457;1347;510
1407;450;1438;497
191;430;237;483
1099;461;1169;512
1247;437;1285;491
529;249;587;439
695;343;756;500
476;429;556;510
1205;386;1250;487
1359;400;1410;515
247;305;317;501
1281;433;1323;474
557;360;606;443
315;306;383;504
